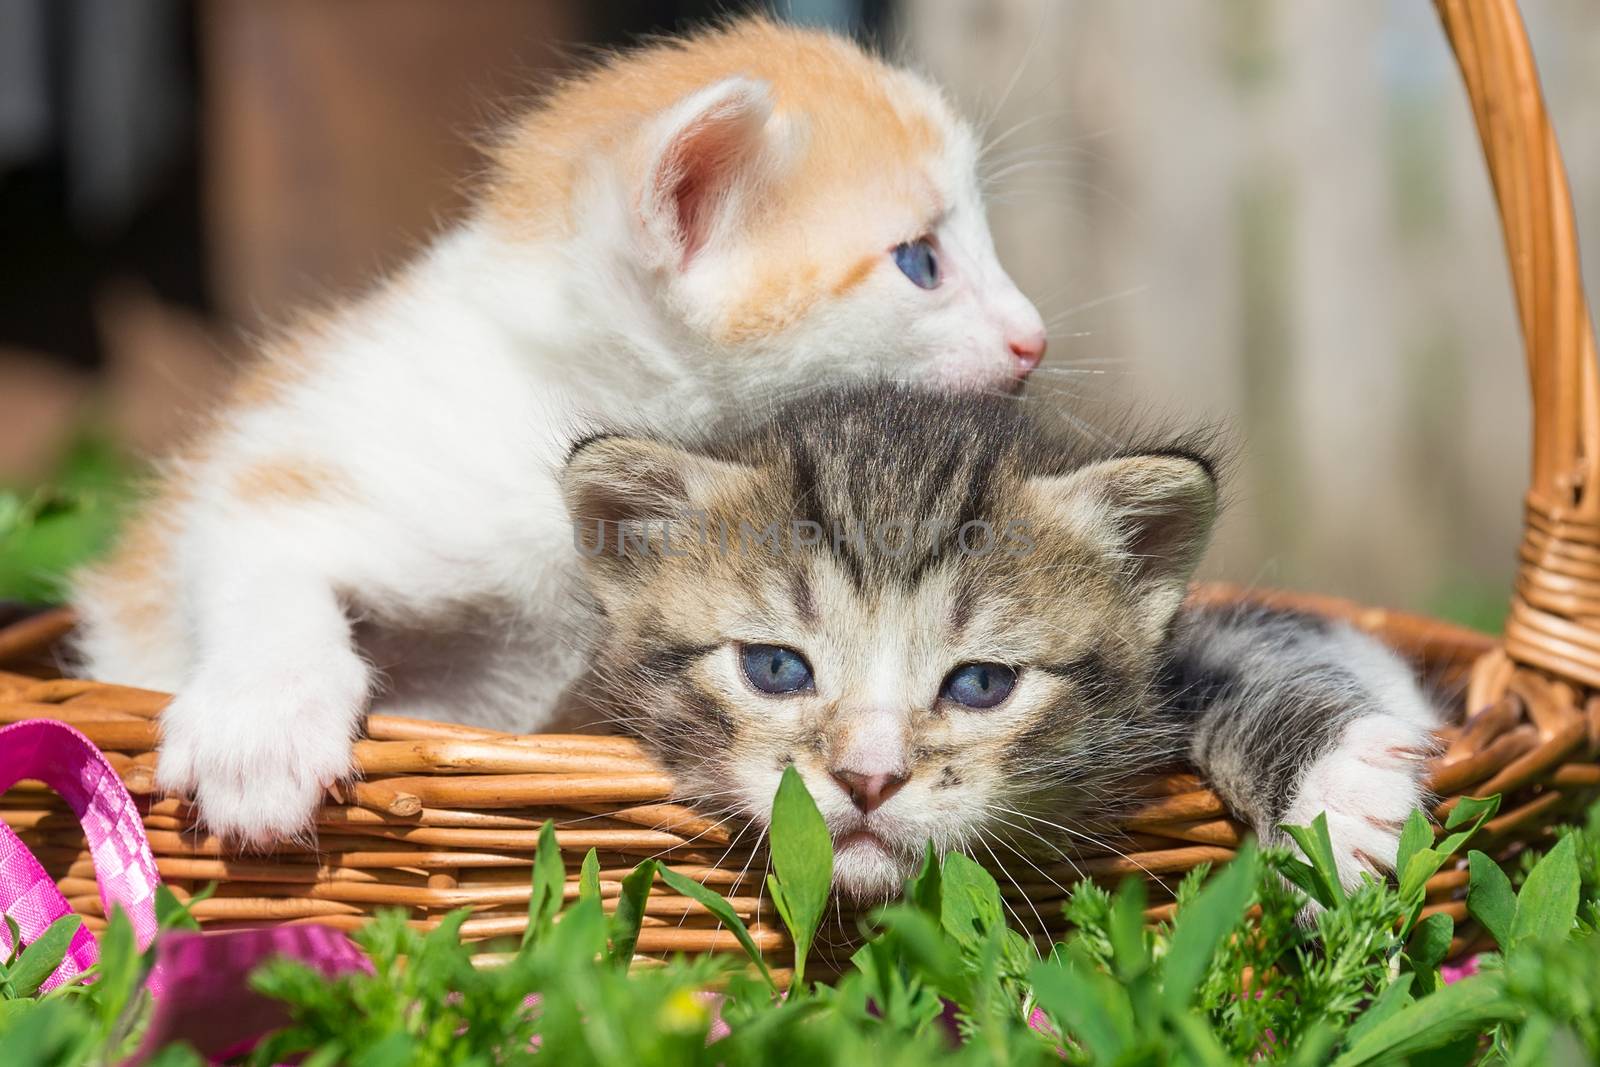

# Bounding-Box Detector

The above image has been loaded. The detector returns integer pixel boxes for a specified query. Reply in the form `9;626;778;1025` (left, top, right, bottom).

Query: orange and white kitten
70;18;1046;845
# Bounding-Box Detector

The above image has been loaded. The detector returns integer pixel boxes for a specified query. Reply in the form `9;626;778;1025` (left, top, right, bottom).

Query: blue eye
892;237;941;290
940;663;1016;709
741;644;815;695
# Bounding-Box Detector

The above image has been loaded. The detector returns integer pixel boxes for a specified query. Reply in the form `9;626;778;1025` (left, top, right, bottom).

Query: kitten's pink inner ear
644;80;773;269
663;117;740;264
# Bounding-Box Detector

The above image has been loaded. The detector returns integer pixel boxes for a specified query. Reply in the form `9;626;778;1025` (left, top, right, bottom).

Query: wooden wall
201;0;580;326
902;0;1600;622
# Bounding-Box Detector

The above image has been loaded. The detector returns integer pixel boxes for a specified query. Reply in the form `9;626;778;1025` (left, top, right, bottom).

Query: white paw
1280;713;1437;889
156;651;370;847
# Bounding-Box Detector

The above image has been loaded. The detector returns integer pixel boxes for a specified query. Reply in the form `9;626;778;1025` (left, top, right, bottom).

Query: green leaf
8;916;82;999
846;935;944;1033
3;914;22;968
1511;834;1579;947
1467;850;1516;948
1434;795;1500;859
155;884;207;932
906;841;941;918
579;848;601;904
657;864;775;991
349;1031;418;1067
1282;1020;1342;1067
609;859;656;967
305;1044;351;1067
93;906;144;1031
1278;855;1322;904
1400;848;1445;905
418;906;469;951
1537;1024;1593;1067
1343;973;1414;1049
1282;813;1345;906
546;893;607;963
1029;957;1133;1063
1394;800;1500;913
0;999;90;1065
1504;1015;1560;1067
1396;810;1434;885
140;1043;208;1067
523;819;564;950
1411;1035;1489;1067
1407;912;1454;973
766;765;833;988
1107;878;1149;982
1166;1008;1235;1067
938;852;1004;945
1161;841;1258;1014
864;908;967;999
1330;975;1521;1067
1445;794;1501;832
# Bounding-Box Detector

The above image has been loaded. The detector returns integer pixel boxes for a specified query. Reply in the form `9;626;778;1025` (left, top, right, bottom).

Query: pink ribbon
0;719;163;992
1;718;370;1062
133;925;371;1064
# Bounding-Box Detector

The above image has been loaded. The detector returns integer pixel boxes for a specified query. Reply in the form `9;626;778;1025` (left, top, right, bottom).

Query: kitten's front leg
1170;607;1440;889
157;549;371;847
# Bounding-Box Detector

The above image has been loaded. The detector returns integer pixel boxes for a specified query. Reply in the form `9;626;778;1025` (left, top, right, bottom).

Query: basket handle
1434;0;1600;689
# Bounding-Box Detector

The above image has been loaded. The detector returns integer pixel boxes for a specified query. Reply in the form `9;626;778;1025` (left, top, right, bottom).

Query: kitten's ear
637;77;777;269
561;434;751;601
1028;452;1218;631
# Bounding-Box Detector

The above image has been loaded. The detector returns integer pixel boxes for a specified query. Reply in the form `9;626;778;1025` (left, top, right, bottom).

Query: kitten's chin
830;833;917;904
935;363;1029;397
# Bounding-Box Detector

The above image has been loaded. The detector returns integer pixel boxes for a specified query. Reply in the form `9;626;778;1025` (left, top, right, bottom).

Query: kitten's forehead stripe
787;439;822;525
921;445;967;519
948;575;978;635
752;391;1034;592
788;568;818;626
952;452;998;541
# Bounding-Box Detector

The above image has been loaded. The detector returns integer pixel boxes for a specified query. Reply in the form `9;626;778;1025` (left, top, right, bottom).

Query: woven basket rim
3;580;1597;968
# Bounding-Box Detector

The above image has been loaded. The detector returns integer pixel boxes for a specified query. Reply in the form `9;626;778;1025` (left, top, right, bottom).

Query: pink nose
830;769;909;814
1008;330;1047;377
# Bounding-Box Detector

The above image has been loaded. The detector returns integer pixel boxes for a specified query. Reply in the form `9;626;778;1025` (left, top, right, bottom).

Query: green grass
0;434;139;604
1427;580;1511;636
3;772;1598;1066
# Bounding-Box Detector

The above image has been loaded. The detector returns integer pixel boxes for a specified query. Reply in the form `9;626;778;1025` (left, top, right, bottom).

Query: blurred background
1;0;1597;629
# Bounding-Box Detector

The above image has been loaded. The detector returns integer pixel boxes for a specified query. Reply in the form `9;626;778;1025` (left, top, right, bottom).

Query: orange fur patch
225;310;335;410
96;510;169;585
721;261;825;344
831;253;880;298
230;350;308;409
490;18;943;227
233;460;344;504
78;506;179;637
486;17;951;345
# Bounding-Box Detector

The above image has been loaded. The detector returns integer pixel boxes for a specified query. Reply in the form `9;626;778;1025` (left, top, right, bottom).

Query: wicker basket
2;0;1597;975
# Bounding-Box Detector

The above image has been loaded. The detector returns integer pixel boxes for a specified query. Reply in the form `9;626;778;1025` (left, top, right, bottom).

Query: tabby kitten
561;385;1440;901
